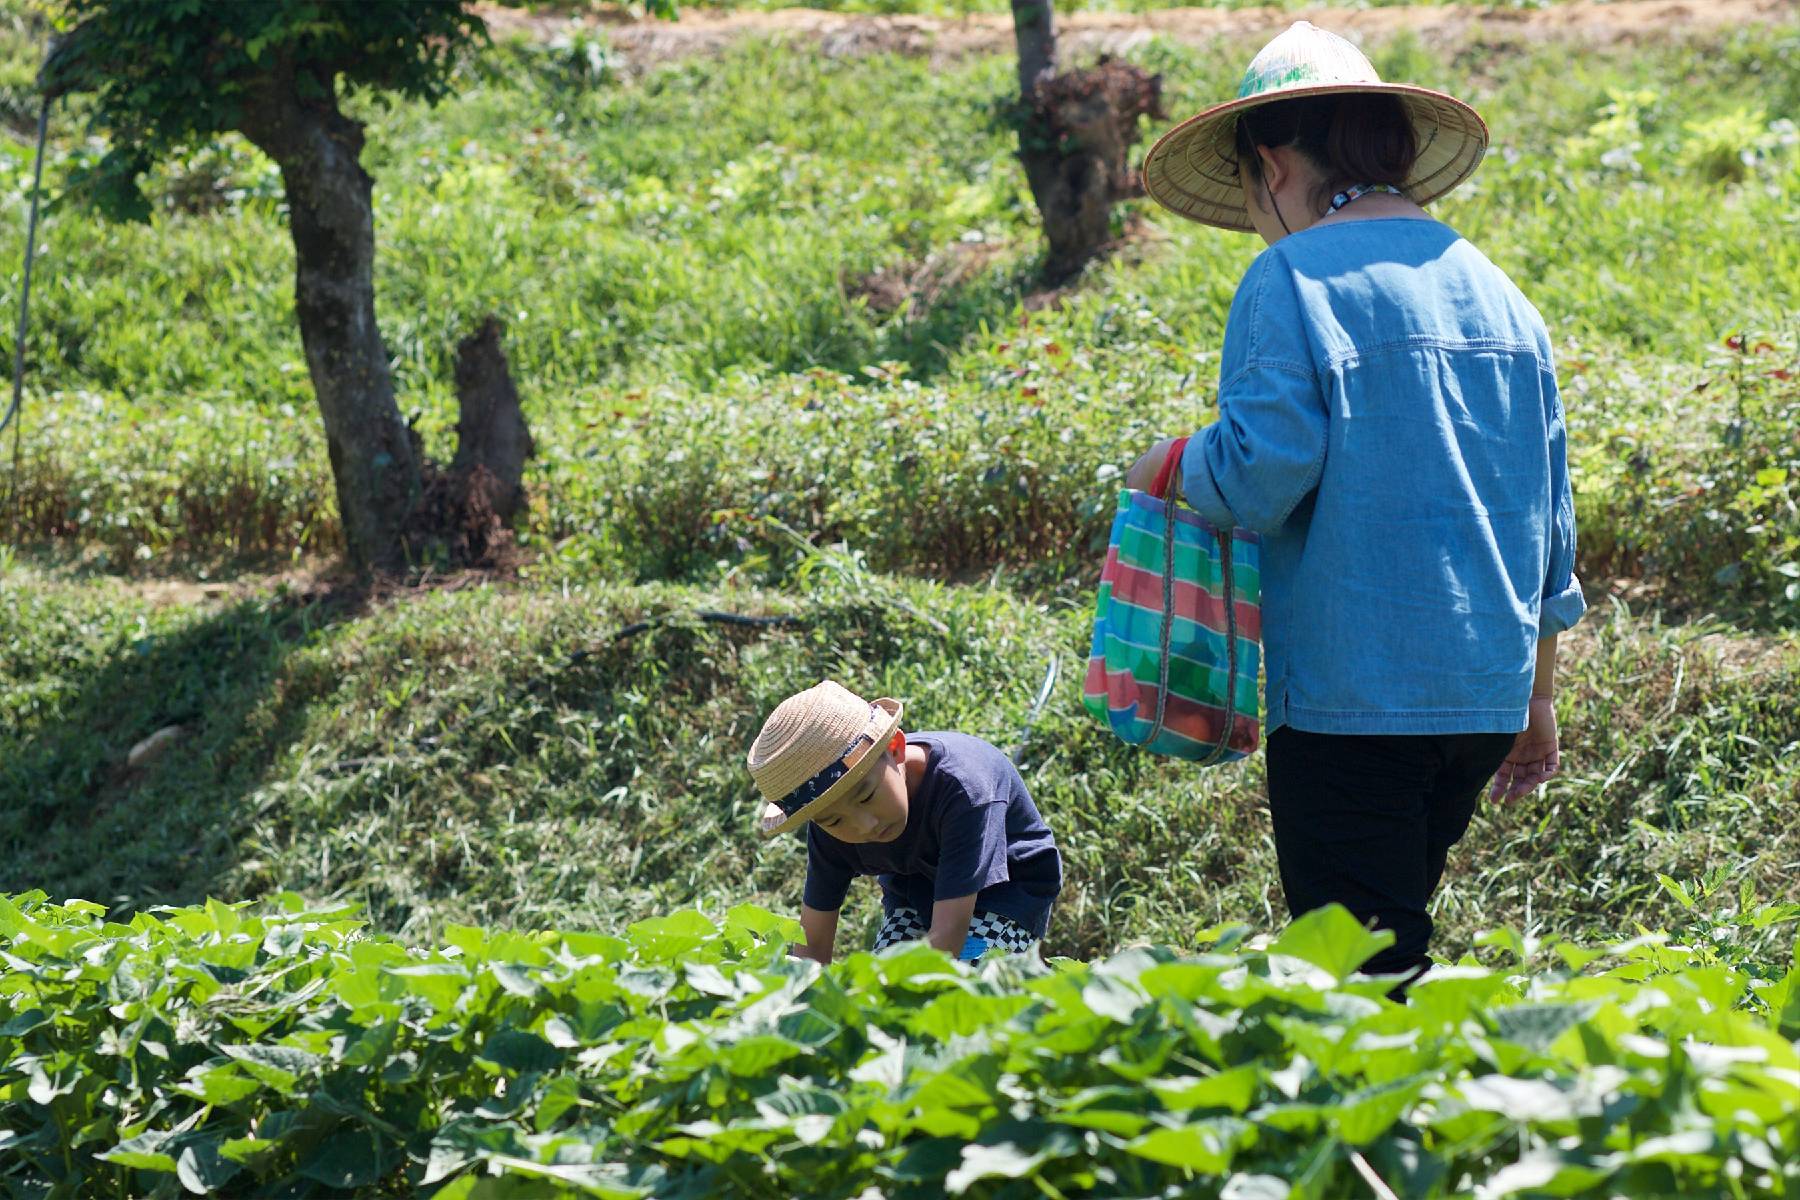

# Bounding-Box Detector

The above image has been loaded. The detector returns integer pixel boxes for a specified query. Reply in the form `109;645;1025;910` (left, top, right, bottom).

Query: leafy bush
1572;331;1800;622
2;892;1796;1199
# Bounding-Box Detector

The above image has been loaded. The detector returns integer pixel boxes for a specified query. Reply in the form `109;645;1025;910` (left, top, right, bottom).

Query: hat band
775;725;877;816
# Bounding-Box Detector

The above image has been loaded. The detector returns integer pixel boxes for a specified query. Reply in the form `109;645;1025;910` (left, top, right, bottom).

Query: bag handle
1143;434;1239;764
1148;436;1190;501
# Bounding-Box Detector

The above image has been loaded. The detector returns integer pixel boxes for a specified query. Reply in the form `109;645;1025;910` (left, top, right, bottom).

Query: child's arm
797;904;840;964
926;893;979;956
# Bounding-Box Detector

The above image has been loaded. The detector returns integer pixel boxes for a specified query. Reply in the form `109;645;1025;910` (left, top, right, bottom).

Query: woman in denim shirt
1129;23;1586;991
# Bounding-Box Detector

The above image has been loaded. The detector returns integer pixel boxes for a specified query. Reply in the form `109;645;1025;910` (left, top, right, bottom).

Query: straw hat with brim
749;680;905;839
1143;21;1488;233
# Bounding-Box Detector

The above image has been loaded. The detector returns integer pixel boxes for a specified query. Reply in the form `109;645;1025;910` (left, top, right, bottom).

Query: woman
1127;22;1585;989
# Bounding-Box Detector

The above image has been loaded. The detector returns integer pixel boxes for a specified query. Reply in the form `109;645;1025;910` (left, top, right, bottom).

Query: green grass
3;555;1795;964
3;31;1797;608
0;18;1797;967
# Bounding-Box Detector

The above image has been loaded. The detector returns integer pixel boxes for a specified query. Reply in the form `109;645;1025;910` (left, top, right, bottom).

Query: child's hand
1125;437;1183;494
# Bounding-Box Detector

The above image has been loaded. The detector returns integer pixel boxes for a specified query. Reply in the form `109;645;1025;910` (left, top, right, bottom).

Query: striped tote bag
1082;436;1262;763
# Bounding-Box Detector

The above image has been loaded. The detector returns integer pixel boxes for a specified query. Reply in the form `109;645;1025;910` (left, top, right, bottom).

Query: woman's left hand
1125;437;1184;494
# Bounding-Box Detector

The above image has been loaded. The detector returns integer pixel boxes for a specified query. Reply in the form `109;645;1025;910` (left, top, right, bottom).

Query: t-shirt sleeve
802;826;855;912
931;786;1012;904
1181;251;1328;536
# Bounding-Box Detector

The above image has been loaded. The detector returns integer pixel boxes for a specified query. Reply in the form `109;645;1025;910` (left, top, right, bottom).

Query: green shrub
1572;331;1800;623
2;892;1796;1199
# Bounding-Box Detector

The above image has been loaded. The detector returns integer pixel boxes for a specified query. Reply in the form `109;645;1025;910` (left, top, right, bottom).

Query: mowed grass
2;555;1796;964
0;17;1797;962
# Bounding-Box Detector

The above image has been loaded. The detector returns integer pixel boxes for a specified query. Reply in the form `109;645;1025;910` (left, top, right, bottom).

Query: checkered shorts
874;907;1037;962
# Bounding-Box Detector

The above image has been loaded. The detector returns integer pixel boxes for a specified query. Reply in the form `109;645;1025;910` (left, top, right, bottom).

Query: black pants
1265;726;1513;989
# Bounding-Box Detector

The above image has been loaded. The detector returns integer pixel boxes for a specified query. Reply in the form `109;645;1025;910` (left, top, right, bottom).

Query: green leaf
97;1130;178;1173
1327;1076;1427;1145
1489;1001;1602;1055
908;990;1033;1040
479;1028;563;1074
1149;1065;1261;1114
882;1137;964;1183
340;1020;399;1069
1472;1153;1612;1197
0;1008;48;1037
1268;905;1395;982
724;903;803;943
1222;1173;1291;1200
943;1128;1078;1194
296;1127;386;1190
0;894;29;936
720;1034;804;1077
385;961;470;1009
1050;1086;1154;1135
1773;959;1800;1041
490;962;540;999
1126;1117;1255;1171
174;1064;263;1106
177;1137;241;1195
217;1136;278;1166
1080;973;1147;1023
626;910;718;959
1451;1075;1579;1123
205;897;241;937
219;1044;320;1094
1656;874;1697;910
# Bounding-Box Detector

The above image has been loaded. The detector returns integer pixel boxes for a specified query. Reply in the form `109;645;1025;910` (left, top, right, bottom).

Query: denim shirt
1180;218;1585;736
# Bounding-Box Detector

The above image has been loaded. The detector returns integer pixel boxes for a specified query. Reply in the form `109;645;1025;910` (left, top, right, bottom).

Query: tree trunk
239;71;418;576
1010;0;1056;99
1010;0;1165;285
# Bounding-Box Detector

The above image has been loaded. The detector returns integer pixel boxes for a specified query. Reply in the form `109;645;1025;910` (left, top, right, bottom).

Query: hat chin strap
1265;176;1293;236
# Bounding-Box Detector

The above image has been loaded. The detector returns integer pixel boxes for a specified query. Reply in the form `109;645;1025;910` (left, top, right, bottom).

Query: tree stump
451;315;534;525
1018;57;1165;284
401;315;535;569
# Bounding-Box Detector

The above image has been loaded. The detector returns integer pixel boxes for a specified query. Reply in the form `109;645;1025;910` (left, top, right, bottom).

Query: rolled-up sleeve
1538;372;1587;637
1180;253;1328;535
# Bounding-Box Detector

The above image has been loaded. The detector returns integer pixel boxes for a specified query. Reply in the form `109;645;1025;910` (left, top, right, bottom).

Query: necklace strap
1326;182;1402;214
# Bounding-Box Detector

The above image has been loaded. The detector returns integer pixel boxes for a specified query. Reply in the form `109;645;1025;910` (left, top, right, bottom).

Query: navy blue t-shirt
801;732;1062;938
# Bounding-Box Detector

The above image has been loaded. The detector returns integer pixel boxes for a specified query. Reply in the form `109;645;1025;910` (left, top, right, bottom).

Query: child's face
812;730;910;844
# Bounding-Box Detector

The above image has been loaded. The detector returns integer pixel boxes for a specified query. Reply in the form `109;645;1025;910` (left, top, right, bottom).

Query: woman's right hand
1489;695;1559;801
1124;437;1184;494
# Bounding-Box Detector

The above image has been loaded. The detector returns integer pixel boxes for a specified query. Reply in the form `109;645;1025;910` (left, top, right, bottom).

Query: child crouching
748;680;1062;963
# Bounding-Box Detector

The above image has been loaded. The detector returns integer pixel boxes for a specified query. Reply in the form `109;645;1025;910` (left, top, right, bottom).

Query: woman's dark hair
1233;94;1418;211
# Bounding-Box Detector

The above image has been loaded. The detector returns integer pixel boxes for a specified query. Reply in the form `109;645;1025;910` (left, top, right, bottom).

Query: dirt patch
481;0;1796;71
1692;630;1797;678
846;240;1010;319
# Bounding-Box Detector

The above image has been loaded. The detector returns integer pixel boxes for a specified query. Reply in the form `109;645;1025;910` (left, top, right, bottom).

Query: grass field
2;8;1798;959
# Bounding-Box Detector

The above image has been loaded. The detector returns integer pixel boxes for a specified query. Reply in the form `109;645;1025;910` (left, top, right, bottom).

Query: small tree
43;1;508;574
1009;0;1164;282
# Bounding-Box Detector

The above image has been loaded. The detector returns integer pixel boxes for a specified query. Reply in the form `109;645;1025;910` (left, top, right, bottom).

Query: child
747;680;1061;963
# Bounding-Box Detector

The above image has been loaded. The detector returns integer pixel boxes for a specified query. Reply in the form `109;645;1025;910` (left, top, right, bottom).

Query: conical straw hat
748;680;904;839
1143;21;1488;233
